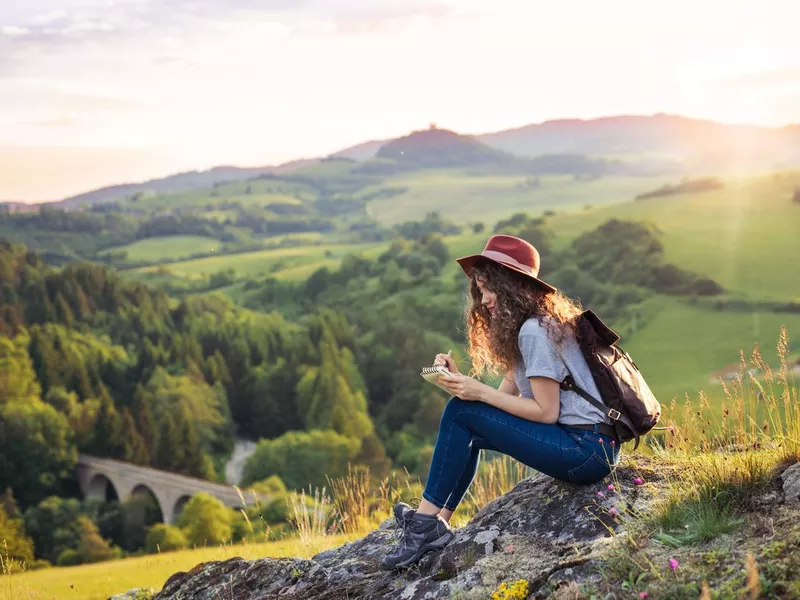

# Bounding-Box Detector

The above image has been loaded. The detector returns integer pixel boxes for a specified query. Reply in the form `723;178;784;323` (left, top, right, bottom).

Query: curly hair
465;260;583;377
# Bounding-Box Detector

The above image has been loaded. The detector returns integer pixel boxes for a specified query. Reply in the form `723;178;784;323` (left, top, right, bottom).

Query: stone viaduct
76;454;266;524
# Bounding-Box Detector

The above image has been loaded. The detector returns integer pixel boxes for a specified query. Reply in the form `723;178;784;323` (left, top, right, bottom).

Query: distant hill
58;158;320;208
353;124;670;177
479;114;800;170
329;114;800;172
373;125;506;168
27;114;800;210
332;139;388;161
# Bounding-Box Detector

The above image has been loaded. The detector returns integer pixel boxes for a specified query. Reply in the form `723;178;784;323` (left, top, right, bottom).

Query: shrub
55;548;81;566
145;524;188;553
0;502;34;565
75;515;114;563
177;493;232;547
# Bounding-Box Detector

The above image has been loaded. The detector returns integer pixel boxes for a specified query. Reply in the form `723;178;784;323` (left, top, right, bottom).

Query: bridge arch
86;473;119;503
130;484;165;523
172;495;193;523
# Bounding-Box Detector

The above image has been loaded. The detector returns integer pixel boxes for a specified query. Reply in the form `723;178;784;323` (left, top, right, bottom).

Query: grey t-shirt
513;317;610;426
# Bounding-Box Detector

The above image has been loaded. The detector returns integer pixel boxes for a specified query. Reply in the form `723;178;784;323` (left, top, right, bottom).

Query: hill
374;125;506;168
481;114;800;172
29;113;800;210
57;158;320;208
329;114;800;173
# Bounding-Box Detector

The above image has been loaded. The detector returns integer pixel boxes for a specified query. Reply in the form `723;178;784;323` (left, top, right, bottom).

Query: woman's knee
442;396;471;420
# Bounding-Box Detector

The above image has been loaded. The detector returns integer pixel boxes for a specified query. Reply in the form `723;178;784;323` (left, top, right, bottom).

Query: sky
1;0;799;202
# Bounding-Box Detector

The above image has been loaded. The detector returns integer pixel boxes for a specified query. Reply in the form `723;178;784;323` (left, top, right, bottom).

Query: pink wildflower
608;507;618;517
597;491;605;498
607;484;615;491
633;477;645;485
639;593;648;599
598;438;603;444
506;544;515;553
611;439;616;446
669;558;679;570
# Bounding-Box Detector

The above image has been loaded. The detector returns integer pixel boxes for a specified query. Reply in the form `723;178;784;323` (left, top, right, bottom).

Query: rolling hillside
549;170;800;301
336;114;800;173
19;114;798;210
58;158;320;208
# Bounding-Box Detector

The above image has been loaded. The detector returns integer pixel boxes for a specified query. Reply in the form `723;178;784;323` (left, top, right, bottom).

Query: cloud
0;0;453;78
714;68;800;92
0;25;31;36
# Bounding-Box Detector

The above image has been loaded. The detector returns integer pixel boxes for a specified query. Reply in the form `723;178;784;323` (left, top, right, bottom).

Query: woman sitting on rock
382;234;620;570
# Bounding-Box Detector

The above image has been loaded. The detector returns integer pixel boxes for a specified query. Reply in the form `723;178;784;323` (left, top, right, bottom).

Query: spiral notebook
420;365;453;393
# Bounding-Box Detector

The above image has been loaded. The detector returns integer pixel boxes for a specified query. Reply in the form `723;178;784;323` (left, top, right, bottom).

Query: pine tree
55;292;74;328
133;385;157;457
154;412;184;472
121;407;149;465
174;408;214;479
302;326;374;440
89;394;126;459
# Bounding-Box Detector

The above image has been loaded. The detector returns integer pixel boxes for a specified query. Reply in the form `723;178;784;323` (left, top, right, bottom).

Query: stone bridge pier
76;454;265;524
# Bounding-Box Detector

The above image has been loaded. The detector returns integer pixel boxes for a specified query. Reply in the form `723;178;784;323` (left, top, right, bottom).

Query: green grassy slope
132;242;384;279
98;235;223;262
621;297;800;405
549;171;800;301
364;172;671;226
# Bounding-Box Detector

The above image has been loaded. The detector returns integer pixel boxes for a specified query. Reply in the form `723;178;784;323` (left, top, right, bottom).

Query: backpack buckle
608;409;621;420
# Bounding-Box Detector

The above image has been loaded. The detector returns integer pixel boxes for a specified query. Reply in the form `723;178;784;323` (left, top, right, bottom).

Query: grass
99;235;223;262
621;297;800;406
131;242;383;279
364;171;669;226
549;170;800;301
132;179;315;210
1;534;359;600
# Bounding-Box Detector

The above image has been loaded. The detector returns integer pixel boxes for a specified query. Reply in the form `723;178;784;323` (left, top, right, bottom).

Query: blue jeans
423;397;620;510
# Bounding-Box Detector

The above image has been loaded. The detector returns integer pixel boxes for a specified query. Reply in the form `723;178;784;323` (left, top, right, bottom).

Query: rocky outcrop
153;457;664;600
781;461;800;504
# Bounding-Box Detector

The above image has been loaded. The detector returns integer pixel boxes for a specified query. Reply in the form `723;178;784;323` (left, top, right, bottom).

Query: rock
108;589;155;600
155;458;663;600
781;462;800;504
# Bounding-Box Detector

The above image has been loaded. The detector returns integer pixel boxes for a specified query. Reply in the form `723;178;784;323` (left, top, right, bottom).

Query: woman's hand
434;353;460;375
439;373;487;401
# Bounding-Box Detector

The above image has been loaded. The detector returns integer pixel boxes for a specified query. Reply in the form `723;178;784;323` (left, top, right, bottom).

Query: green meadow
99;235;223;262
620;297;800;406
549;171;800;301
133;241;385;279
132;180;314;210
363;172;671;226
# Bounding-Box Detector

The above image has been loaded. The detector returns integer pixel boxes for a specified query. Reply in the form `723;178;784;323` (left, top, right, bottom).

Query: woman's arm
481;377;560;423
498;369;519;396
439;374;560;424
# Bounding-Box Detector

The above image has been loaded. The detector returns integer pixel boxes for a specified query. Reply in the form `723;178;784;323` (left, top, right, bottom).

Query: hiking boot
381;512;454;570
393;501;415;523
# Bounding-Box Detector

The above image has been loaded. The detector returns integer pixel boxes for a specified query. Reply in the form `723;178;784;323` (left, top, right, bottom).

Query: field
619;297;800;405
549;171;800;301
363;172;671;226
99;235;223;262
2;534;359;600
132;241;383;280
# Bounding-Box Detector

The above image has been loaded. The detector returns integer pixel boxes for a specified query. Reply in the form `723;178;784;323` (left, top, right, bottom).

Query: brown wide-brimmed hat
455;234;556;293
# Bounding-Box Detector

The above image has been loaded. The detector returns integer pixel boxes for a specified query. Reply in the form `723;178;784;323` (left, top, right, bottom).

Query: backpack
559;310;661;450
